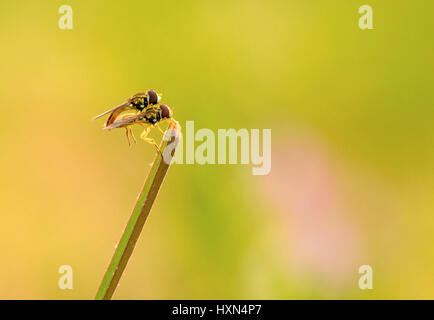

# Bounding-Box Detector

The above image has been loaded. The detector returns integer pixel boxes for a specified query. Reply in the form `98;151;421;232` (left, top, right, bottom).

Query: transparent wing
92;102;132;120
104;113;142;130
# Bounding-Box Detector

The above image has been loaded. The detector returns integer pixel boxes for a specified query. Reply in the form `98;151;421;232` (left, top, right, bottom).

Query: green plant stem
95;120;181;300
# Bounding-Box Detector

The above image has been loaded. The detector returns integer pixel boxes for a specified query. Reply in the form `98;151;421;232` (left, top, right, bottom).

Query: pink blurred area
264;133;362;283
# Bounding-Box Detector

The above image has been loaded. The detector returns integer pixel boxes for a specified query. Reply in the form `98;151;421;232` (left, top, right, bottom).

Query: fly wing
106;105;135;127
92;102;132;121
104;113;142;130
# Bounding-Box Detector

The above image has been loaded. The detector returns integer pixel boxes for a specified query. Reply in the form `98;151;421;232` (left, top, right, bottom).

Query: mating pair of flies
93;90;174;151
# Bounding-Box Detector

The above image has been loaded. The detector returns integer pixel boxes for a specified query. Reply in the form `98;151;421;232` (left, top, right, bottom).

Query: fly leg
128;126;137;144
125;127;131;146
140;125;162;155
155;124;165;135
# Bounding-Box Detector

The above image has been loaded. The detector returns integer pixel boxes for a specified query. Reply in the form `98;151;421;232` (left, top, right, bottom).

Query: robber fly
103;104;173;150
93;89;161;127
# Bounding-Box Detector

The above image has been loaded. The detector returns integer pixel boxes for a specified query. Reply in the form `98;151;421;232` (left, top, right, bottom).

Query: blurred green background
0;0;433;299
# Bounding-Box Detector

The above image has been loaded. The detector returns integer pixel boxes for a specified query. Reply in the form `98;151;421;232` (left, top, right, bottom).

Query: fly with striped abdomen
93;90;161;127
102;104;174;151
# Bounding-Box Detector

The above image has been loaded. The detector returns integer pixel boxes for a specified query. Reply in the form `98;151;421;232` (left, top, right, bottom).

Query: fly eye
147;90;159;105
160;104;172;118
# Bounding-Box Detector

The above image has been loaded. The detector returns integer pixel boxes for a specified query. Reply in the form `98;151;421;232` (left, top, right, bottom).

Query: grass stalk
95;120;181;300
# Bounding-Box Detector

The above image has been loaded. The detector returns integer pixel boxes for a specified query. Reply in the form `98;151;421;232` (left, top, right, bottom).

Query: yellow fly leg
128;126;137;144
123;125;136;146
125;127;131;146
155;124;165;135
139;125;162;155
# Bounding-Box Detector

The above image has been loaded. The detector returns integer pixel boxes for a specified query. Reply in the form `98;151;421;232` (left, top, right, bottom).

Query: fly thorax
131;96;148;111
144;108;161;124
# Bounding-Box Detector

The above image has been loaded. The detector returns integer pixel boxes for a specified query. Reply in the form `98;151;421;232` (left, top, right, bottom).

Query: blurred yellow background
0;0;433;299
